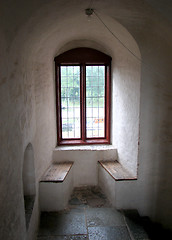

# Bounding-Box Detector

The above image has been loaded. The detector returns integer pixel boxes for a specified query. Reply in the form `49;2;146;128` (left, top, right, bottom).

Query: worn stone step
123;210;172;240
123;210;150;240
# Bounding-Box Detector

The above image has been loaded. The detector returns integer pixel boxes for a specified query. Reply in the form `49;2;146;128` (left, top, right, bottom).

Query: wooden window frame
54;48;112;146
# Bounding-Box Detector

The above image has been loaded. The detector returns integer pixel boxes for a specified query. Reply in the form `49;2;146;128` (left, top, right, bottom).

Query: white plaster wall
0;25;38;239
0;1;172;239
98;164;140;210
98;165;116;207
112;51;140;177
0;29;26;240
129;15;172;227
115;181;139;210
0;2;39;239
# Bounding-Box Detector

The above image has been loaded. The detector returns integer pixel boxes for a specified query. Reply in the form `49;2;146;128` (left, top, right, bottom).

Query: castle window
55;48;111;145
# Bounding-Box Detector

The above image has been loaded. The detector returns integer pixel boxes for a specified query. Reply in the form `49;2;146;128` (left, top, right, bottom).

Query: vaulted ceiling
145;0;172;23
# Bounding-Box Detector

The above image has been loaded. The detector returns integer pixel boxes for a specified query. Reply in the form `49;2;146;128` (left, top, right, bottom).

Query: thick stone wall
0;1;172;240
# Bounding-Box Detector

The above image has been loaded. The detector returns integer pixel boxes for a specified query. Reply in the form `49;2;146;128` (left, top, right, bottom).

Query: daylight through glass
86;66;105;138
61;66;80;139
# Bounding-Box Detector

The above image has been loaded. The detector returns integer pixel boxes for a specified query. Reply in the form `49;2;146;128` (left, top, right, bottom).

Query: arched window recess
54;48;112;145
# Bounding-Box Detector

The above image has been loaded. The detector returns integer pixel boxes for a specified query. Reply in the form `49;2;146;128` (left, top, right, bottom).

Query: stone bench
39;162;74;211
98;160;137;208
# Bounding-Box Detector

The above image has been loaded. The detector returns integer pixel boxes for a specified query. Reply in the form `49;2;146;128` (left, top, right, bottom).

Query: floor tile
38;209;87;236
63;235;88;240
88;226;131;240
37;237;65;240
69;186;111;208
38;235;88;240
37;187;155;240
85;208;125;227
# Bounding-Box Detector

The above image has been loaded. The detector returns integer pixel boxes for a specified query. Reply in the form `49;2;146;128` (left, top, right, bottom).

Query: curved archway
14;5;141;180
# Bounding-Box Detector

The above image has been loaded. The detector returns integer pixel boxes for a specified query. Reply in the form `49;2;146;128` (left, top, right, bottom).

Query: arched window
55;48;112;145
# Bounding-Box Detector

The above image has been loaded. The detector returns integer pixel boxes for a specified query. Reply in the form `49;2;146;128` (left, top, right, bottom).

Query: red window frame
54;48;111;146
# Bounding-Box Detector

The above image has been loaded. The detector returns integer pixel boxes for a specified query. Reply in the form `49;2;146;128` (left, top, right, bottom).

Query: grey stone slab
38;209;87;236
69;186;111;208
63;236;88;240
85;208;125;227
123;210;150;240
86;197;107;208
38;235;88;240
69;197;83;205
125;219;150;240
37;237;64;240
88;226;131;240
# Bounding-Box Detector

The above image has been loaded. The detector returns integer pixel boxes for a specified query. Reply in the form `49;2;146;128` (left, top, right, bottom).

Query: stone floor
37;186;172;240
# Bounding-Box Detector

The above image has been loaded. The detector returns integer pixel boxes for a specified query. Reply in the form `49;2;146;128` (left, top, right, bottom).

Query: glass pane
61;66;80;139
86;66;105;138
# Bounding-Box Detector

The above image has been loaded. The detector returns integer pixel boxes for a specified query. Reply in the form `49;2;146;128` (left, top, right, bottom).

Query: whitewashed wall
0;1;172;240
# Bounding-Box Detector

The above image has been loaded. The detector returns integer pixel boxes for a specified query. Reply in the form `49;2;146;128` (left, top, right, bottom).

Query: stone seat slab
40;162;73;183
98;160;136;181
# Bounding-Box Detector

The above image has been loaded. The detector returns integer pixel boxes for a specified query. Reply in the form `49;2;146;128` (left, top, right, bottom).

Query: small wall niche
23;143;36;230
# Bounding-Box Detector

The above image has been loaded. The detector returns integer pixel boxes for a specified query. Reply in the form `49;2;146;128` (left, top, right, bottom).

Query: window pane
61;66;80;139
86;66;105;138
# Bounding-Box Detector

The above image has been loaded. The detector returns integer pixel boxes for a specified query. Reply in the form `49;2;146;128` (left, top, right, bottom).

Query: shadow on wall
22;143;36;230
154;90;172;228
139;67;172;229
